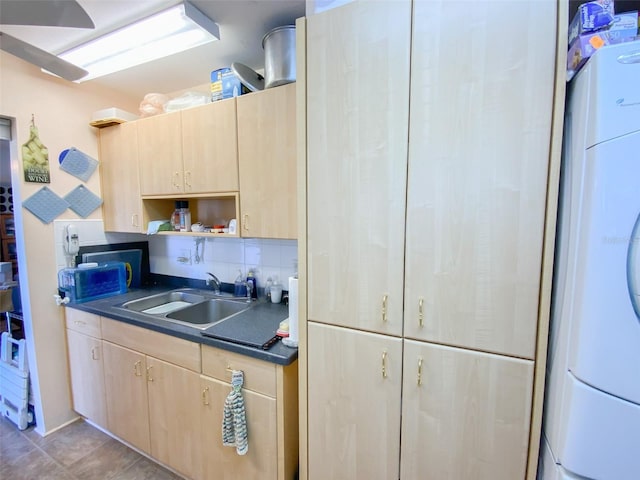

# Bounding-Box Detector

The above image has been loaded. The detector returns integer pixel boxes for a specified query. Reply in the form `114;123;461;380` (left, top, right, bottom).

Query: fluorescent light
58;1;219;81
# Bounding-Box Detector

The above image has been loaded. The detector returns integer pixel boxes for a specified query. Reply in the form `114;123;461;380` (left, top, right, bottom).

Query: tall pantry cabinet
300;1;562;479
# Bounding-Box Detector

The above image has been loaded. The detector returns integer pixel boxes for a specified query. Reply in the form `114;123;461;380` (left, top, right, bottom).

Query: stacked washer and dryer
540;40;640;479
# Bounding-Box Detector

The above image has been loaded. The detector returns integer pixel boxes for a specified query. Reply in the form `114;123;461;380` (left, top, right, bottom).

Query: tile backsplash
148;235;298;289
53;219;298;290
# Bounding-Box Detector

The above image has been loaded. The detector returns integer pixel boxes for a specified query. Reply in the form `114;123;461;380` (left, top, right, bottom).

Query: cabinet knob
381;350;388;379
382;295;388;323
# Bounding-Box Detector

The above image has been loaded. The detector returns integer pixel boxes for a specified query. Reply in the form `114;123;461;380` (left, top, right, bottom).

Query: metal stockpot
262;25;296;89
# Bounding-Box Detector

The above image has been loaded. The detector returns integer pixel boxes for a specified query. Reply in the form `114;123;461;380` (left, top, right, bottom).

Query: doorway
0;117;23;338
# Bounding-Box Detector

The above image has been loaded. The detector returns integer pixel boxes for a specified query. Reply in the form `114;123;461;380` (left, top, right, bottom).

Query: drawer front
102;318;201;372
201;345;277;397
65;309;102;338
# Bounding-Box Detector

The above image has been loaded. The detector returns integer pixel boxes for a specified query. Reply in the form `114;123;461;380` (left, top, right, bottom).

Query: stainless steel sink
121;290;206;314
118;289;252;329
166;299;250;325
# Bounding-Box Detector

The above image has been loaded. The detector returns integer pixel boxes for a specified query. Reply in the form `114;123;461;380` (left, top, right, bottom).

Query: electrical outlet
177;249;191;265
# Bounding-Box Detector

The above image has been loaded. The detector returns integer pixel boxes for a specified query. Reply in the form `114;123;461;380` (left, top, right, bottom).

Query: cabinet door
66;329;107;427
400;340;534;480
99;122;142;232
200;376;277;480
306;0;411;335
308;322;402;480
147;356;201;480
137;111;183;195
237;83;297;239
182;98;239;193
404;0;556;358
102;341;150;453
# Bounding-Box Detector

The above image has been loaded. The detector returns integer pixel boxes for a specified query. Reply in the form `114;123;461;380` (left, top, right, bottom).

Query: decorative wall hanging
22;115;51;184
22;186;69;224
59;148;99;182
64;185;102;218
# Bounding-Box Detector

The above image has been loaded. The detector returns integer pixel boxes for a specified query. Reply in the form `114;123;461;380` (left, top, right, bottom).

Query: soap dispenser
234;270;247;297
246;269;258;299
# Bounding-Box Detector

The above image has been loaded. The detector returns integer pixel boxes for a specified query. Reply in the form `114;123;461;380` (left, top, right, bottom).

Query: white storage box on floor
0;332;32;430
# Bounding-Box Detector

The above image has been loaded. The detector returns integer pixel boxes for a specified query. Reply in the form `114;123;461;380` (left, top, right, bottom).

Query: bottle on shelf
179;201;191;232
171;201;182;231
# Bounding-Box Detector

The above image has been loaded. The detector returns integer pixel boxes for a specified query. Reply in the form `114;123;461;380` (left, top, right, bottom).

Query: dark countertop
65;286;298;366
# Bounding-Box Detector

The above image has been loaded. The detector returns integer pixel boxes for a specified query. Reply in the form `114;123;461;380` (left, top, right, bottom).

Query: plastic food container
57;262;127;303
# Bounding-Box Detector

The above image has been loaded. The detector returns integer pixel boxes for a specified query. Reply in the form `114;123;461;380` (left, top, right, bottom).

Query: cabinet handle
74;320;86;326
146;365;154;382
131;214;139;228
417;356;423;386
418;297;424;327
243;214;249;231
202;386;210;406
382;295;388;323
91;347;98;361
134;360;142;377
173;171;181;189
381;350;388;379
185;171;192;189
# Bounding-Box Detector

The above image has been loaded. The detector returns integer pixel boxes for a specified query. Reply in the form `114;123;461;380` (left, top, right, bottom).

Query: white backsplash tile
148;236;297;289
51;220;298;291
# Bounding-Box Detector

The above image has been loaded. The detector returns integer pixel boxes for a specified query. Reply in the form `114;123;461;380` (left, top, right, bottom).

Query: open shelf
142;193;240;237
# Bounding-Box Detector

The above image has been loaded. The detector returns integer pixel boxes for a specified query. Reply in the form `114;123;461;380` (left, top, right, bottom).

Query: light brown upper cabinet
402;0;556;359
181;98;239;193
99;122;143;233
237;84;297;239
137;110;183;195
138;98;239;196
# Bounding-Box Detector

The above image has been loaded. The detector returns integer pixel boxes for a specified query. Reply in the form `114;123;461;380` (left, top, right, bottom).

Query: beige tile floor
0;416;183;480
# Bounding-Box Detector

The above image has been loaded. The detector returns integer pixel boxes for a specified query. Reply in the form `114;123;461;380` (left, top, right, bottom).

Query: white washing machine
541;40;640;480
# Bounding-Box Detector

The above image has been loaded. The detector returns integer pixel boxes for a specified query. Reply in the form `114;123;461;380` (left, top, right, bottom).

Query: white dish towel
222;370;248;455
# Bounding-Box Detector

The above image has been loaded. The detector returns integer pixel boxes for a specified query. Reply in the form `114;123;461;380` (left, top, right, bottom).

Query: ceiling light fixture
56;1;219;82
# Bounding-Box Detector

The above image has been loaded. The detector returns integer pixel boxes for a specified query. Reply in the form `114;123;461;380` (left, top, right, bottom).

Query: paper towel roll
283;276;298;347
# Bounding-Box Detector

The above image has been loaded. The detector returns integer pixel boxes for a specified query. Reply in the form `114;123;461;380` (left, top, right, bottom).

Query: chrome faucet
206;272;221;294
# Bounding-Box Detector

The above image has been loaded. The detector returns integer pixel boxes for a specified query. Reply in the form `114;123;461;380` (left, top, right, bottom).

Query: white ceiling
1;0;306;99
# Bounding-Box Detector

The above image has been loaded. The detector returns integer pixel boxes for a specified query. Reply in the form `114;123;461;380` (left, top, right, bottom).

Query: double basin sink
118;289;252;330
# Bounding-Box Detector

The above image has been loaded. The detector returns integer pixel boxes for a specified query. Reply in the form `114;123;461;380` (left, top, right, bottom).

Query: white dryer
541;40;640;480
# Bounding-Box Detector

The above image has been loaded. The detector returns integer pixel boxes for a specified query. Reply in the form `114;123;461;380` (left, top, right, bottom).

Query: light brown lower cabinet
199;376;277;479
65;311;298;480
308;322;534;480
400;340;534;480
65;309;107;428
307;323;403;480
147;357;203;480
102;342;150;453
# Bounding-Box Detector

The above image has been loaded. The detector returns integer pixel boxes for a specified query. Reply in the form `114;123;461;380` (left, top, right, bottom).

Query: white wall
1;51;140;434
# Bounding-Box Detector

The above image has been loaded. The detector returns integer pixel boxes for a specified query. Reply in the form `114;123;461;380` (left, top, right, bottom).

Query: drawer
201;345;277;397
102;318;201;372
65;309;102;338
